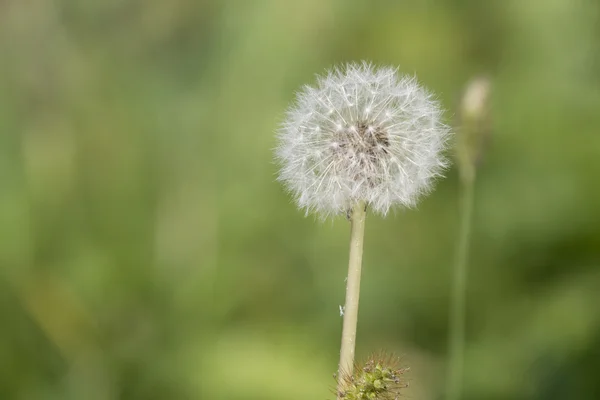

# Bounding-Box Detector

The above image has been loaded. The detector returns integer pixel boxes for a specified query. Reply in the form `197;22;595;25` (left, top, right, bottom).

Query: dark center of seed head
355;121;390;153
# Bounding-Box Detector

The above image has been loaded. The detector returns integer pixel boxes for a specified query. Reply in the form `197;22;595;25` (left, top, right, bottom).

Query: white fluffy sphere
275;62;451;217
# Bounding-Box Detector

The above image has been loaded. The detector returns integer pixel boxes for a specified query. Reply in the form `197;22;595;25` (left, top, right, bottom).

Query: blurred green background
1;0;600;399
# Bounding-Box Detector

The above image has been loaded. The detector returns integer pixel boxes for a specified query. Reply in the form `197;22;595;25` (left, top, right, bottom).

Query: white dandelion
274;62;452;397
275;62;451;218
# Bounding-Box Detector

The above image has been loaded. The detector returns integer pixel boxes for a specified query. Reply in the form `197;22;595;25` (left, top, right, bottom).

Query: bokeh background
1;0;600;399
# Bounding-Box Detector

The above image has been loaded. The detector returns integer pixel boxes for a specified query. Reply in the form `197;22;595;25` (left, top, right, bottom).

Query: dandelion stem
337;201;367;398
446;172;475;400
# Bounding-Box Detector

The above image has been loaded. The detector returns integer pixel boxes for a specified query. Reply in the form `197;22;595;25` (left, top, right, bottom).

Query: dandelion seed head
275;62;451;217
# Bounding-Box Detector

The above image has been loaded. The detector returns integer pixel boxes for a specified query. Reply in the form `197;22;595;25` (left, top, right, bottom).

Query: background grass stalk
446;171;475;400
337;201;367;397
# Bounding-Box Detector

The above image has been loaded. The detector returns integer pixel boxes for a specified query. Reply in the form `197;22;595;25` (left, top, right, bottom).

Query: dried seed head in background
456;76;492;183
275;62;451;217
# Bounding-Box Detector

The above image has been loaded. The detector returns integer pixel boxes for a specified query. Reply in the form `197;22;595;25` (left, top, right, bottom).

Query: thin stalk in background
337;201;367;398
446;172;475;400
446;76;491;400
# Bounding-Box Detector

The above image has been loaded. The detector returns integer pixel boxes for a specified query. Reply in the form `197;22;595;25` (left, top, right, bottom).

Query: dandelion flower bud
275;62;451;217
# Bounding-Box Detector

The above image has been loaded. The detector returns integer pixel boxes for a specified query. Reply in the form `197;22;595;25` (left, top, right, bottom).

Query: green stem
337;201;367;398
446;175;475;400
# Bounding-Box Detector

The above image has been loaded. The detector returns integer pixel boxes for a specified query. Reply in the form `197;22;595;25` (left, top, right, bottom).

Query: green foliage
1;0;600;399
